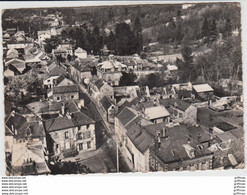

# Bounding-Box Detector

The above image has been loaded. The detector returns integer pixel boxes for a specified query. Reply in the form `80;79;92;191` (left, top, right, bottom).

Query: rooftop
144;106;170;120
52;85;79;94
193;84;214;93
117;107;137;126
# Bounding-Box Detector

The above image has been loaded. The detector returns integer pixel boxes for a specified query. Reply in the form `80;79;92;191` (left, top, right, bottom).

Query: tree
223;18;232;38
106;31;116;52
115;22;137;55
177;45;195;82
201;17;210;39
209;19;217;43
119;71;137;86
133;17;143;54
92;25;102;55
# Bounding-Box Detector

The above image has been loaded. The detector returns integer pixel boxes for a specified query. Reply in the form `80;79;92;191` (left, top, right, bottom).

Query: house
46;60;58;72
100;96;116;124
52;44;73;59
97;60;126;86
192;84;214;101
70;59;92;84
74;47;87;59
88;78;114;102
4;68;15;78
43;66;66;89
166;64;178;79
7;41;33;50
6;48;19;59
160;98;197;125
53;75;74;87
11;140;50;175
115;107;153;172
14;31;26;42
5;58;26;74
3;33;11;42
138;102;170;124
114;85;140;103
5;112;47;147
43;104;96;159
47;84;79;102
149;125;213;172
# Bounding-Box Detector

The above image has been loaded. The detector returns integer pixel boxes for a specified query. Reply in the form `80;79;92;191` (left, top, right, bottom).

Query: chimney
118;64;121;72
78;99;84;109
61;103;65;115
198;133;201;142
162;127;166;137
67;112;72;119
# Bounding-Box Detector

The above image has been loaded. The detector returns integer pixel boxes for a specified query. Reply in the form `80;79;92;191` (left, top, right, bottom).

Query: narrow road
68;74;133;172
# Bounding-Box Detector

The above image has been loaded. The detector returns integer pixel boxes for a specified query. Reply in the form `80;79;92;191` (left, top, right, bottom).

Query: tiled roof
17;121;46;139
159;98;191;111
187;126;212;143
72;111;95;126
73;60;92;72
44;110;95;132
5;113;27;133
100;96;113;111
126;119;154;154
94;79;104;90
149;125;212;164
53;85;79;94
117;107;137;126
44;117;75;132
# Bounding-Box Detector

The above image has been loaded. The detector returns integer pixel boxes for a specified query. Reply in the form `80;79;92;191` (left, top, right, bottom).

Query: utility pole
116;140;119;172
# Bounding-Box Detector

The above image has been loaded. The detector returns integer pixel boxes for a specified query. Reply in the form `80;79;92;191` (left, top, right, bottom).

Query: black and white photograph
2;2;244;176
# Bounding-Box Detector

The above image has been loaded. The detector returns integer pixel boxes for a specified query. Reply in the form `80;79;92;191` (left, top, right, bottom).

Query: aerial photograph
2;2;244;175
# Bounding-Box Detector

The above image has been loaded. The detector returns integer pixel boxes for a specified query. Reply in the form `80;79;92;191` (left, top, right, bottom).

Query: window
87;141;91;149
197;145;204;150
64;132;69;139
77;133;82;140
65;142;70;149
57;97;60;101
47;79;50;82
71;95;74;99
79;143;83;150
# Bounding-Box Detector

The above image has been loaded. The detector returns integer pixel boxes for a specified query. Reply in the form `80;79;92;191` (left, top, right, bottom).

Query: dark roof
116;100;133;115
73;60;92;72
17;121;46;139
127;124;153;154
117;107;137;126
215;122;237;132
159;98;191;111
94;79;104;90
54;75;72;86
100;96;113;111
72;111;95;126
53;85;79;94
139;101;155;109
45;66;65;79
6;113;27;132
149;125;212;165
44;111;95;132
66;101;80;113
44;117;75;132
187;126;213;143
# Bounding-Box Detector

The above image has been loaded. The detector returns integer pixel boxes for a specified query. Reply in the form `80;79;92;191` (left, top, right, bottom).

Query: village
3;6;244;175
